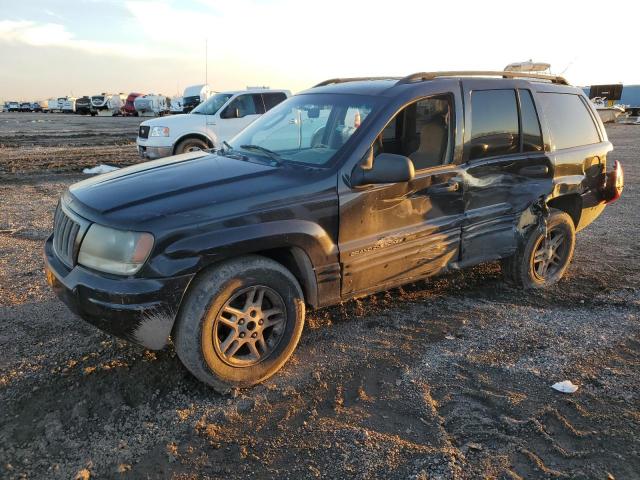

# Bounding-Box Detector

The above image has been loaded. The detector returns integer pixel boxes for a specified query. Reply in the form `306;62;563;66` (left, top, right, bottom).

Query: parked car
182;84;211;112
75;96;94;115
44;71;624;391
7;101;20;112
136;88;290;159
31;102;44;112
20;102;33;112
124;92;143;116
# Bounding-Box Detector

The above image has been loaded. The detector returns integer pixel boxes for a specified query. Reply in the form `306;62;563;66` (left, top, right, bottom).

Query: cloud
0;19;158;58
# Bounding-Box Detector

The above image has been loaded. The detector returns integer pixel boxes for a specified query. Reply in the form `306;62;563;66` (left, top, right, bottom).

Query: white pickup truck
136;88;290;159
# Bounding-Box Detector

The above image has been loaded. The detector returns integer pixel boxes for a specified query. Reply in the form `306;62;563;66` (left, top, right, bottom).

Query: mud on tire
502;209;576;288
173;255;305;392
175;137;208;155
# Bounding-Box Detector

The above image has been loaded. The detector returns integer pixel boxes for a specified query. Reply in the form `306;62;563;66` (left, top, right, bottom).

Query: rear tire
502;209;575;288
174;255;305;392
175;137;208;155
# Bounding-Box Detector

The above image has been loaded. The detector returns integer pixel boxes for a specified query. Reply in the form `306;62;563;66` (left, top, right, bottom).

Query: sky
1;0;639;101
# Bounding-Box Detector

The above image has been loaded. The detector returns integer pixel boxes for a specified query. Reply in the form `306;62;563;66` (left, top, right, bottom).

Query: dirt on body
0;113;638;479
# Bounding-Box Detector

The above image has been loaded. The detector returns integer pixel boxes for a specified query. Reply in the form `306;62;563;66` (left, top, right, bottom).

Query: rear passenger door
459;80;553;265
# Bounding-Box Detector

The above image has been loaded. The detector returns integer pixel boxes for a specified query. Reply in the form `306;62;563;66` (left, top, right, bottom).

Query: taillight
603;160;624;204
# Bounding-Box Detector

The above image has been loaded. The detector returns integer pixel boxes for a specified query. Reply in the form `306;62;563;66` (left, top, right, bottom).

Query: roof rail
397;71;569;86
313;77;399;88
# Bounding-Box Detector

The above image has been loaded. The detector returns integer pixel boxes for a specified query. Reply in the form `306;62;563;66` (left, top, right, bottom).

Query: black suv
44;71;624;391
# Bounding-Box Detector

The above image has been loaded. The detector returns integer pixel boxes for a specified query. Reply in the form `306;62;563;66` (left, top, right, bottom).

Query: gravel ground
0;114;638;479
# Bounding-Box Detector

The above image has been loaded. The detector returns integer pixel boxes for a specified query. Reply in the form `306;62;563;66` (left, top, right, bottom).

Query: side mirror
352;151;415;186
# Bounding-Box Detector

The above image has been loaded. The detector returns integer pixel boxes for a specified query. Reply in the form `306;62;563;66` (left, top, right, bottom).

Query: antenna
560;57;577;75
205;38;208;86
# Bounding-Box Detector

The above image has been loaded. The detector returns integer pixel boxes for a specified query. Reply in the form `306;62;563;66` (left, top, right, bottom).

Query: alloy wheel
531;229;568;281
212;286;287;367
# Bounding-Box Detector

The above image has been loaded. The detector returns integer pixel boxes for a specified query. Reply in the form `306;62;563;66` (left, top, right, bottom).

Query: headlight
78;224;154;275
150;126;170;137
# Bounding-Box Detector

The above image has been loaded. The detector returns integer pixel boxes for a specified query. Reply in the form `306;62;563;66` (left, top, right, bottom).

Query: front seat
409;117;447;169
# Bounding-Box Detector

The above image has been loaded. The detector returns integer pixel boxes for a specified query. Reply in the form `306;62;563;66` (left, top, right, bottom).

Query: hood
140;113;190;127
67;151;307;225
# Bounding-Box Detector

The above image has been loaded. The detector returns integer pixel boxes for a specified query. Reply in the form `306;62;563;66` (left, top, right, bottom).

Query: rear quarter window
539;93;601;150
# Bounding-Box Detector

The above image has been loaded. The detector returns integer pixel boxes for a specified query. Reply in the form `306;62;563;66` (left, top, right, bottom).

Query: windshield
226;93;376;167
191;93;233;115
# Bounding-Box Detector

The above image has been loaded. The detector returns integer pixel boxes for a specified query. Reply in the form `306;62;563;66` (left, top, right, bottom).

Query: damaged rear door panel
457;80;554;267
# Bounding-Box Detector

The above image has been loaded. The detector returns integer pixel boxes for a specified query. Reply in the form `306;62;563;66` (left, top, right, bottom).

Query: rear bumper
44;235;193;350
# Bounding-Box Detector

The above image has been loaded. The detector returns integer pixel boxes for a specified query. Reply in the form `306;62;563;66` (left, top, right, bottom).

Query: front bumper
137;142;173;160
44;235;194;350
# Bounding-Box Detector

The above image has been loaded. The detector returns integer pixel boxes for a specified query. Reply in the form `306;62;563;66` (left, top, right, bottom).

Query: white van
136;88;290;159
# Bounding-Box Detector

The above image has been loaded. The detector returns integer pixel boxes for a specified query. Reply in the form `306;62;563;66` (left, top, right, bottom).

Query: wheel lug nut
240;332;245;338
239;319;244;325
251;332;257;338
258;319;264;325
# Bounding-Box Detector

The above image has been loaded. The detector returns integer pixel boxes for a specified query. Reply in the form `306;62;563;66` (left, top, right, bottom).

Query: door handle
518;165;548;176
427;180;460;194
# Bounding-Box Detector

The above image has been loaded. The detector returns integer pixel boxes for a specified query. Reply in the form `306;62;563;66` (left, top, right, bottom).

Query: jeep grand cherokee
44;71;624;391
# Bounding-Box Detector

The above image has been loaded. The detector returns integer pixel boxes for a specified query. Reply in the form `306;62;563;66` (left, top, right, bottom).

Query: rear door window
263;92;287;111
539;93;600;150
469;90;519;160
518;89;543;152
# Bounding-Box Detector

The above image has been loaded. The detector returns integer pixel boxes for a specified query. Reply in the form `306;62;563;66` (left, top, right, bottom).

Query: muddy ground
0;113;638;479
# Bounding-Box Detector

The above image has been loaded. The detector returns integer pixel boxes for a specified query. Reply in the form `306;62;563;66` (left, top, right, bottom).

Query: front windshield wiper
239;144;283;165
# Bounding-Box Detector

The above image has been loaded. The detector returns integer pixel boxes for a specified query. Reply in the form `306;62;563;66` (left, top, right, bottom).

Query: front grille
139;125;150;138
53;205;81;268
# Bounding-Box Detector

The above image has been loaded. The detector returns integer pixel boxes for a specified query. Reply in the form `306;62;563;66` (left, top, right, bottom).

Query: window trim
516;88;544;154
369;93;456;173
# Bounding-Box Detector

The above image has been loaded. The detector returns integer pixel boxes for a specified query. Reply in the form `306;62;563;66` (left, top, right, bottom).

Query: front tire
175;137;208;155
174;256;305;392
502;209;575;288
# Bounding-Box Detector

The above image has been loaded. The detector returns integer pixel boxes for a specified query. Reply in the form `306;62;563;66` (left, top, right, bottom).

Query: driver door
338;94;465;297
216;94;265;143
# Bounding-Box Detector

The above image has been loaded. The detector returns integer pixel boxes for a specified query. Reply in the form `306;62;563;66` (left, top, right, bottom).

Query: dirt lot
0;113;638;479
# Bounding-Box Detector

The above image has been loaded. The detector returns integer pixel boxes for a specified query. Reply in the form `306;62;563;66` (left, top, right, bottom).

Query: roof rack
397;71;569;85
313;77;400;88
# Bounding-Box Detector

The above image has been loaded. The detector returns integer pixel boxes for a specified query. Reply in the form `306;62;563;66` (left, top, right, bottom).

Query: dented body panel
45;76;622;349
